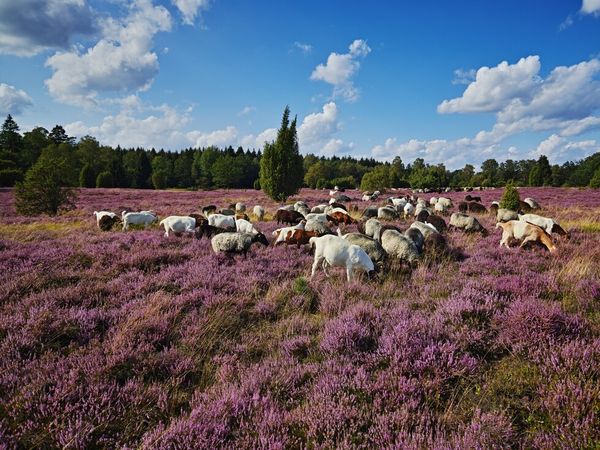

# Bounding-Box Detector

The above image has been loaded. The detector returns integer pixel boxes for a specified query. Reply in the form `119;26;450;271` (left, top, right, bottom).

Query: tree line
1;113;600;194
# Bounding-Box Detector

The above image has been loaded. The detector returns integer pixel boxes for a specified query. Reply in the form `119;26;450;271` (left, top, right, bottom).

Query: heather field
1;187;600;449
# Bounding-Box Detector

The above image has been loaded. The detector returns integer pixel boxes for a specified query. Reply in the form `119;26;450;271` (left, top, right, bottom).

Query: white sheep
211;232;269;257
518;213;568;236
93;211;116;229
437;197;452;208
122;211;157;231
496;208;518;223
253;205;265;221
305;213;330;223
208;213;236;230
235;218;259;234
235;202;246;212
310;204;329;213
434;202;448;214
429;197;438;206
378;206;398;220
523;197;540;209
364;218;382;238
159;216;198;238
309;235;374;282
403;203;415;218
380;229;420;265
409;221;438;239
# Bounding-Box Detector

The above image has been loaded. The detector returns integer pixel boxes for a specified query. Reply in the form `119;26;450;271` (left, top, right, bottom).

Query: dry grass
0;221;88;242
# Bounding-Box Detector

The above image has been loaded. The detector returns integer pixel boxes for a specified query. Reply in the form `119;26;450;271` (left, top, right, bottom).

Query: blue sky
1;0;600;169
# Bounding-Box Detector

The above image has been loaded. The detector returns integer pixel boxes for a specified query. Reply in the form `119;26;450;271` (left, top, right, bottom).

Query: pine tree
259;106;303;202
500;181;521;211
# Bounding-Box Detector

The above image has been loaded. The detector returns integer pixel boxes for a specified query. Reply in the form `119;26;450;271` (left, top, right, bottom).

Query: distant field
1;187;599;448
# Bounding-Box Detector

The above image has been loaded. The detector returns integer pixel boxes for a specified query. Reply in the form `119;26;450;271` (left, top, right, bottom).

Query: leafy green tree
21;127;49;169
48;125;74;145
15;153;77;215
151;154;173;187
196;146;220;188
96;171;114;188
480;159;499;186
152;171;168;189
589;166;600;188
528;155;552;186
79;163;96;188
500;181;521;211
0;168;23;186
259;106;303;201
361;165;391;191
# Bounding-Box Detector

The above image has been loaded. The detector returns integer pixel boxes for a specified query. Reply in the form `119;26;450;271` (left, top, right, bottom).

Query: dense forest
1;114;600;191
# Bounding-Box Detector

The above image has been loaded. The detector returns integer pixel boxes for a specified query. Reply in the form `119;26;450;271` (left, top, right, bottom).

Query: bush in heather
499;181;520;211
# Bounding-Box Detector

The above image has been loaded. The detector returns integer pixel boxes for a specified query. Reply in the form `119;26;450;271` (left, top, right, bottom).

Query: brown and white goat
496;220;556;253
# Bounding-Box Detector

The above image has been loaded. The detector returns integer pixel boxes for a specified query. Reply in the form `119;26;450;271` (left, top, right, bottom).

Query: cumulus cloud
240;128;277;149
451;68;476;85
533;134;599;162
310;39;371;102
186;126;238;148
321;138;354;157
171;0;211;25
581;0;600;14
45;0;172;107
438;56;541;114
298;102;340;148
0;0;96;56
0;83;33;115
238;106;256;116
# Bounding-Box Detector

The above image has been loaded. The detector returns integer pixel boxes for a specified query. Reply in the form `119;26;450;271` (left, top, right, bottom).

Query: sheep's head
253;233;269;246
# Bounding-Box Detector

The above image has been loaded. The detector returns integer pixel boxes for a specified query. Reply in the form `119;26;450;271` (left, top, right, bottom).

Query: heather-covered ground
1;187;599;449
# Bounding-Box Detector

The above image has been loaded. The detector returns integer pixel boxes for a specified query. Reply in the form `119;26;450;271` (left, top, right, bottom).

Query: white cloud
438;56;541;114
238;106;256;116
292;41;312;54
298;102;340;148
533;134;599;162
45;0;172;107
0;0;96;56
310;39;371;102
451;68;476;85
321;138;354;156
0;83;33;115
186;126;238;148
240;128;277;149
171;0;210;25
581;0;600;14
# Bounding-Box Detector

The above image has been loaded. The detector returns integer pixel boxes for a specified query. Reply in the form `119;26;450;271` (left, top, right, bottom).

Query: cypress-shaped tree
79;163;96;188
500;181;521;211
259;106;303;202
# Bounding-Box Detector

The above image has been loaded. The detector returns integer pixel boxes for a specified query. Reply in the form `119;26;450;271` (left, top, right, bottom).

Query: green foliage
361;165;391;191
79;164;96;188
330;175;356;189
253;178;261;190
152;171;168;189
589;166;600;188
96;171;114;188
15;155;77;216
480;159;499;186
500;181;521;211
0;168;24;186
260;106;304;202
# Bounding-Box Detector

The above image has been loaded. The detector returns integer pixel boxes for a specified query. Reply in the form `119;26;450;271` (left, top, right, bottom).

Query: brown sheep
425;214;447;233
275;209;305;225
329;210;357;225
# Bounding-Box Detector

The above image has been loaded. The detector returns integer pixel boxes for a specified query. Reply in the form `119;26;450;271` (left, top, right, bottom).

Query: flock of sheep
92;189;568;282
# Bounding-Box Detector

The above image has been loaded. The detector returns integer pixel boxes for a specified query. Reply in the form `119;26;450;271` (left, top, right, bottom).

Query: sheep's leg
322;260;330;277
311;257;323;278
346;265;353;282
519;235;535;249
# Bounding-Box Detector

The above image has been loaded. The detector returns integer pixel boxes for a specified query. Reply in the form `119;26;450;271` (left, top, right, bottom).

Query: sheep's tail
495;222;505;230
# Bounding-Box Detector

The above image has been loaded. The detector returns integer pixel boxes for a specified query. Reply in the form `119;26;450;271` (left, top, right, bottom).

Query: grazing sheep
437;197;452;208
378;206;398;221
305;219;332;235
253;205;265;221
122;211;158;231
339;231;388;270
159;216;199;238
380;229;420;265
310;204;329;214
197;222;230;239
93;211;117;229
211;232;269;257
496;221;556;253
524;197;540;209
449;212;486;234
466;201;487;213
519;201;533;213
329;209;357;225
235;202;246;212
416;209;430;222
328;202;348;211
219;208;236;216
518;214;568;237
309;235;375;282
496;208;519;223
98;214;120;231
305;213;332;223
404;202;415;219
465;194;482;202
361;205;379;219
202;205;217;216
208;214;236;230
389;197;408;208
364;218;383;238
297;206;311;217
294;201;308;211
425;214;447;233
275;209;305;225
405;227;424;253
235;218;260;234
458;201;469;213
279;204;296;211
434;202;448;214
429;197;438;206
490;203;499;215
409;221;438;239
423;233;450;259
334;194;351;202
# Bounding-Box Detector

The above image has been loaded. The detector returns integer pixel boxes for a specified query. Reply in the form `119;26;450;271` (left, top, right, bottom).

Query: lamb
338;230;387;270
93;211;117;229
235;218;260;234
524;197;540;209
159;216;199;238
403;202;415;218
275;209;305;225
425;214;447;233
253;205;265;221
211;232;269;257
208;214;236;230
449;212;487;234
517;213;568;237
309;235;375;282
379;229;420;265
409;220;438;239
496;221;556;253
496;208;519;223
405;228;424;253
378;206;398;221
121;211;158;231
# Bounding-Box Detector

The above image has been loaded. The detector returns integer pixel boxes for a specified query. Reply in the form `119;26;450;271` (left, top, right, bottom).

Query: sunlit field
1;187;599;448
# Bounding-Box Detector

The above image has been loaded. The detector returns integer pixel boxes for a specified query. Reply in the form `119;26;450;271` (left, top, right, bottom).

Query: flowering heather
0;186;599;448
